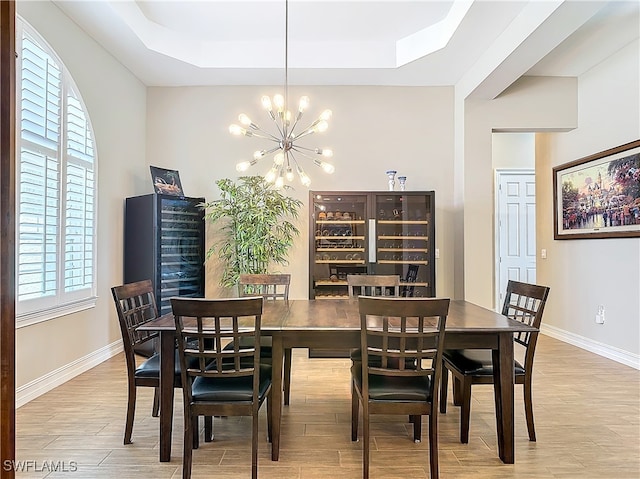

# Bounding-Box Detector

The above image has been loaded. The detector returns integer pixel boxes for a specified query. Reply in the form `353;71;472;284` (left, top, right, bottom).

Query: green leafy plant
202;176;302;288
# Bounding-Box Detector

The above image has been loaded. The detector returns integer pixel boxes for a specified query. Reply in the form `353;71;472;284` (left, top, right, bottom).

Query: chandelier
229;0;334;188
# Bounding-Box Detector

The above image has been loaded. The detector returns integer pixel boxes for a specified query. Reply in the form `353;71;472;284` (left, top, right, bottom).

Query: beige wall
16;2;147;389
463;76;578;308
493;132;534;170
536;40;640;360
146;86;457;300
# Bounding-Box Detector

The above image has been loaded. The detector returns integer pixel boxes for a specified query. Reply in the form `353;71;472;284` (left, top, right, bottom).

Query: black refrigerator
124;193;205;316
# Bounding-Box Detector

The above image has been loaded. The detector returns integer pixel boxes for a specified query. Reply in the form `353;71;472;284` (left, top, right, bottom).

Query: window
16;19;97;326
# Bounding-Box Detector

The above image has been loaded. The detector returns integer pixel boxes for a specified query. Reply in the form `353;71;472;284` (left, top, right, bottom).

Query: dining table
137;298;536;465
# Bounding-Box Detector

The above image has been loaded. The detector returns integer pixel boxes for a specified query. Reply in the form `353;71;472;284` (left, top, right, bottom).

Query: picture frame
150;166;184;197
553;139;640;239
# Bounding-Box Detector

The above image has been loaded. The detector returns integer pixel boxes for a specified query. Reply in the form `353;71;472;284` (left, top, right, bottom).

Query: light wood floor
16;335;640;478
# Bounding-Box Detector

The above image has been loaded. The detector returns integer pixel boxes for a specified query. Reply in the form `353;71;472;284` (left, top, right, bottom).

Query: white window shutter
16;20;97;322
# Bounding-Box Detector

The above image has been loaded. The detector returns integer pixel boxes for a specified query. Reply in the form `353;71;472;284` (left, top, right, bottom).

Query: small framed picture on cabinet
150;166;184;197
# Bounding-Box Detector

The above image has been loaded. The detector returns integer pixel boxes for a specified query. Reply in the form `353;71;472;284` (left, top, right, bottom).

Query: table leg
270;334;283;461
492;332;514;464
159;330;175;462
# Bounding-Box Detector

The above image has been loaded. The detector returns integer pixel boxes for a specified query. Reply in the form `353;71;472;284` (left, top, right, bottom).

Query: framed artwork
150;166;184;196
553;139;640;239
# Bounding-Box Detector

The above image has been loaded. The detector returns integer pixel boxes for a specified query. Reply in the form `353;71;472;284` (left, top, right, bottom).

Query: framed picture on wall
553;139;640;239
150;166;184;197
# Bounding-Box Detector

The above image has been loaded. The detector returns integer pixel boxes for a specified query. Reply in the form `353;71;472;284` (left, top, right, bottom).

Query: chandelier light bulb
314;159;335;174
275;174;285;189
229;124;244;136
322;161;336;174
297;164;311;186
316;148;333;158
300;172;311;187
315;120;329;133
321;162;335;174
286;166;294;181
253;150;265;160
261;96;272;111
238;114;254;127
320;109;332;121
236;161;250;172
274;152;285;165
236;159;257;172
273;94;285;112
264;167;278;183
298;96;310;112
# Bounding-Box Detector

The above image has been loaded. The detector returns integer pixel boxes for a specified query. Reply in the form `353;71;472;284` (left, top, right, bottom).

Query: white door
496;170;536;310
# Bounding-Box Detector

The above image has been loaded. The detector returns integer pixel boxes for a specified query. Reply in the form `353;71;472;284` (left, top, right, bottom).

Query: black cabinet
124;194;205;315
309;191;435;299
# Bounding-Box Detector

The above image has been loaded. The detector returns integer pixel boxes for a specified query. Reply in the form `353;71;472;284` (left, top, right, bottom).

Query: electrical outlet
595;305;605;324
435;248;440;259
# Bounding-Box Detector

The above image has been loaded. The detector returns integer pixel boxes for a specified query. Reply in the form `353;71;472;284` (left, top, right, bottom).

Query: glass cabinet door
157;196;205;313
373;193;435;297
310;193;368;298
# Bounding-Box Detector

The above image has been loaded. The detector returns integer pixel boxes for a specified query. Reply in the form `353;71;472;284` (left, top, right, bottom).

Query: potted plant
201;176;302;289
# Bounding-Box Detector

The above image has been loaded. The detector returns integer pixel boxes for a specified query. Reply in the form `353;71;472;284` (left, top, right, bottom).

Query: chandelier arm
269;114;287;139
290;145;319;154
250;131;282;142
250;122;283;142
289;147;318;162
292;128;316;141
259;145;282;157
288;150;302;168
288;112;304;136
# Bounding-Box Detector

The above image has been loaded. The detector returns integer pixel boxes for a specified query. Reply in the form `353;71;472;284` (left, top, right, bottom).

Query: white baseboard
541;324;640;370
16;340;124;408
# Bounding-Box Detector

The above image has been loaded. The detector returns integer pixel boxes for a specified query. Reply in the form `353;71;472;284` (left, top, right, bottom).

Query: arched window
16;18;97;326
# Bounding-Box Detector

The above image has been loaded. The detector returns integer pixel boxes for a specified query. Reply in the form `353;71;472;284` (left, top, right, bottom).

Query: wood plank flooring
15;335;640;478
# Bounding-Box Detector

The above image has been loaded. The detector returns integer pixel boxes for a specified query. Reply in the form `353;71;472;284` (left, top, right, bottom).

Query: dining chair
346;274;400;298
351;296;450;479
234;273;294;405
171;296;272;479
112;280;212;446
239;273;290;302
439;280;550;443
110;280;168;444
347;274;402;365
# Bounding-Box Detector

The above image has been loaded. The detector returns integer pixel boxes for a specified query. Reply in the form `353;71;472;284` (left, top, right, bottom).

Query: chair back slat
347;274;400;298
171;296;264;403
358;296;450;400
239;274;290;303
501;280;550;349
111;280;160;366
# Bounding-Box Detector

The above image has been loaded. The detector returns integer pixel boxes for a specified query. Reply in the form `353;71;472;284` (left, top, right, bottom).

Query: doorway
495;169;536;310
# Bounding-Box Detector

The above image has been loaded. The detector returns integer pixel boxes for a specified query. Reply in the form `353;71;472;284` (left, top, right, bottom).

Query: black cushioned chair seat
351;366;432;402
135;350;198;379
443;349;525;376
192;365;272;402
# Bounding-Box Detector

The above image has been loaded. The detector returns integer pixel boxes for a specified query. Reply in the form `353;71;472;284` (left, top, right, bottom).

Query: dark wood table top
138;297;533;465
139;299;537;334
